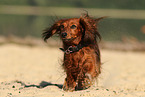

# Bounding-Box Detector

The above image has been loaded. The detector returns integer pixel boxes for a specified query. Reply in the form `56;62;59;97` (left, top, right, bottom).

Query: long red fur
43;13;104;91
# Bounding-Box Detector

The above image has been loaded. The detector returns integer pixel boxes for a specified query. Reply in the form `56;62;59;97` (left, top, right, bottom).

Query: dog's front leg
76;65;92;90
63;72;76;92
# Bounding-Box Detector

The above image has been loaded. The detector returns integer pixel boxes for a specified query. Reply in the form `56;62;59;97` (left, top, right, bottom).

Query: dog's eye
70;25;76;29
60;25;64;29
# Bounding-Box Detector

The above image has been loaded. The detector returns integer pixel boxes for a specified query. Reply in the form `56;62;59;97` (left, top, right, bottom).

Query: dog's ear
79;15;106;44
79;17;99;45
42;20;64;42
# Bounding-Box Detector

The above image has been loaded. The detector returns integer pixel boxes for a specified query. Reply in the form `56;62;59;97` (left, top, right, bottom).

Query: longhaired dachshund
43;13;104;91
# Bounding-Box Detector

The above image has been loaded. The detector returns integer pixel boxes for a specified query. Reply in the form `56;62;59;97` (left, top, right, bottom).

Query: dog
42;13;104;91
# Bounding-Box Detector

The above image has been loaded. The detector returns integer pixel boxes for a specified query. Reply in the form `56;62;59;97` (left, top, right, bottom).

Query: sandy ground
0;44;145;97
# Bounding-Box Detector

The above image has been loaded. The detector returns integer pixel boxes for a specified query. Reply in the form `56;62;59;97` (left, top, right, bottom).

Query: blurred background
1;1;145;96
0;0;145;50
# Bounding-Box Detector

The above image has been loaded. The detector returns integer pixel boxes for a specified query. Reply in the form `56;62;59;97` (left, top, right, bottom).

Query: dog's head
43;14;105;45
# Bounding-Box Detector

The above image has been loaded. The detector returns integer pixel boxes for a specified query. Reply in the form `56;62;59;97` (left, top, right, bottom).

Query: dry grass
1;5;145;19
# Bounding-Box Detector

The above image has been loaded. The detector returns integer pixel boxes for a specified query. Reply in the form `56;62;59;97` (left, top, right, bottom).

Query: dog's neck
59;43;84;54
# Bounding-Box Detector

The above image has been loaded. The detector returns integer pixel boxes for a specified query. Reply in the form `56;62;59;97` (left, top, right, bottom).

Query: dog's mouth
62;37;76;42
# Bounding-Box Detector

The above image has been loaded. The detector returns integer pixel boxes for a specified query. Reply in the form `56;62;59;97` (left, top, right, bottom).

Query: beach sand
0;44;145;97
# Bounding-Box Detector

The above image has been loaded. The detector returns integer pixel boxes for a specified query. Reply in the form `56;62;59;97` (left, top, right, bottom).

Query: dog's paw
76;77;92;90
63;84;75;92
82;77;92;89
62;79;76;92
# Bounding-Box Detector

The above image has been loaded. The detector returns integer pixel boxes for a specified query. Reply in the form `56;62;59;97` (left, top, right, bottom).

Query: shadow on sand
15;80;63;89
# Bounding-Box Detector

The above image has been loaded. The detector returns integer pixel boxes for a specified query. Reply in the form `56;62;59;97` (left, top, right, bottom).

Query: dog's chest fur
63;47;96;73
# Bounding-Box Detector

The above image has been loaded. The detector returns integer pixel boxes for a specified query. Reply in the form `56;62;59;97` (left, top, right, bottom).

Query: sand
0;44;145;97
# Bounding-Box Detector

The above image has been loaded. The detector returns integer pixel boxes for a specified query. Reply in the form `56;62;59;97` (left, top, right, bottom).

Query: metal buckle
65;46;73;54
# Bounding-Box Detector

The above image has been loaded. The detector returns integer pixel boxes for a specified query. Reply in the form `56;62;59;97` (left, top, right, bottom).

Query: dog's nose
61;32;67;38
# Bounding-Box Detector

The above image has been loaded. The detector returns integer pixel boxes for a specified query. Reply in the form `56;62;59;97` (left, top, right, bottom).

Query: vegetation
0;0;145;41
0;0;145;10
0;14;145;41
